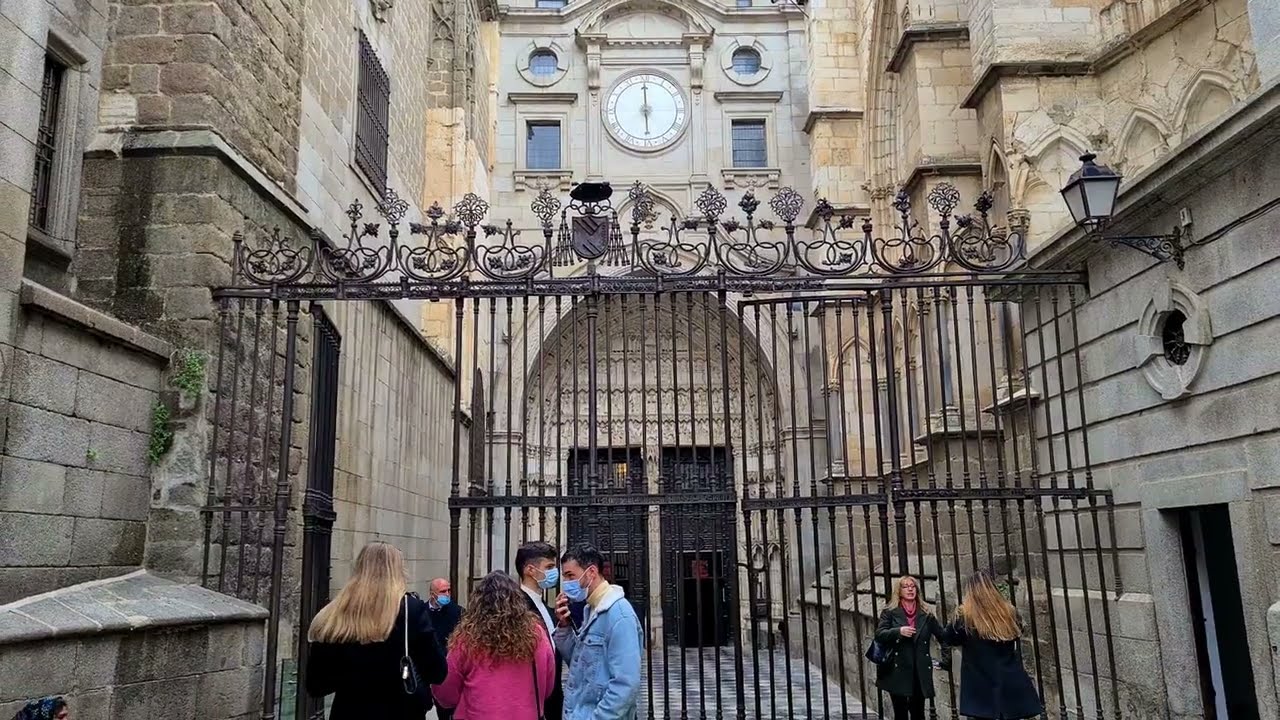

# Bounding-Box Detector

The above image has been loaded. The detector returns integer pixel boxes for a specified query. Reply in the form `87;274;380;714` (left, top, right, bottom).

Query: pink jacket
431;623;556;719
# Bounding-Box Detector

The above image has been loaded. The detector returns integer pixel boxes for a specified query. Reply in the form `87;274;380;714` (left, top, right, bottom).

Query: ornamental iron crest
231;182;1026;289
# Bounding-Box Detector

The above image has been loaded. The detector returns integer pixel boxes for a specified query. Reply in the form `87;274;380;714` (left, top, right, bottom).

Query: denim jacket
553;585;644;720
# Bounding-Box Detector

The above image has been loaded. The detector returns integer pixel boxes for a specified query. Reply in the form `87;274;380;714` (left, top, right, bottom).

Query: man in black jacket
427;577;463;720
515;541;564;720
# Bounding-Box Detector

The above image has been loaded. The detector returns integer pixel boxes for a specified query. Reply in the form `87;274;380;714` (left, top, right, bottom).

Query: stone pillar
685;34;710;188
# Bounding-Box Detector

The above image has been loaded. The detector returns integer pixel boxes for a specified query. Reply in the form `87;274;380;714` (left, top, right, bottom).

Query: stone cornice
802;107;864;134
960;61;1093;109
507;92;579;104
886;22;969;74
19;280;175;362
804;203;870;230
712;91;784;104
900;158;982;195
1027;77;1280;271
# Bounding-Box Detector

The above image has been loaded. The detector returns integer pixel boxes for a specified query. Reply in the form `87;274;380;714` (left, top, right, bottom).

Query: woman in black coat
938;570;1043;720
875;575;946;720
306;542;448;719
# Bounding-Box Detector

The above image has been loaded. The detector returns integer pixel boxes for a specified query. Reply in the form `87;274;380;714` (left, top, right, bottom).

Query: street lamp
1060;153;1185;270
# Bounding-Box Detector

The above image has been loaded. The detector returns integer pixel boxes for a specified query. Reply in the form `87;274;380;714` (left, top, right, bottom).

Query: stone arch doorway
519;291;781;648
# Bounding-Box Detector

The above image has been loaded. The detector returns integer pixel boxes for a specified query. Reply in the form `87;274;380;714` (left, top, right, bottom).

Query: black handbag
399;595;433;709
864;638;892;665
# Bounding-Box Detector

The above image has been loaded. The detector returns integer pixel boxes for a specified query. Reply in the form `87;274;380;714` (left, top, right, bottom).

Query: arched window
529;49;558;77
731;47;761;76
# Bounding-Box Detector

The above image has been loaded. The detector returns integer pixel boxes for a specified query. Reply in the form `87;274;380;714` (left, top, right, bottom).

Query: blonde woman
306;542;448;720
874;575;946;720
938;570;1042;720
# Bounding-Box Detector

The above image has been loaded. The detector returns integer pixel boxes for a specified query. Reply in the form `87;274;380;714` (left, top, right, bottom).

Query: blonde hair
308;541;408;644
887;575;933;615
957;570;1020;642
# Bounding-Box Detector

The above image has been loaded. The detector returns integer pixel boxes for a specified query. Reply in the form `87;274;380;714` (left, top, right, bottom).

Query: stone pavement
637;646;879;719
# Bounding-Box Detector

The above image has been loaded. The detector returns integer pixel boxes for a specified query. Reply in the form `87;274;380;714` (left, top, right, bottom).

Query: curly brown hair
449;571;540;662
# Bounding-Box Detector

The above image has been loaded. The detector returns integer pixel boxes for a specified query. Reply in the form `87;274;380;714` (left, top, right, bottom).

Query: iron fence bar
239;298;265;600
1001;286;1046;703
1029;287;1070;718
865;294;892;601
536;296;547;547
753;304;780;718
263;298;300;720
469;298;483;594
766;302;794;719
1050;290;1105;718
201;296;232;588
503;297;515;571
218;298;248;593
520;296;530;546
638;294;657;720
1067;286;1123;720
799;299;832;718
653;292;671;720
670;293;689;720
783;302;814;719
702;290;724;719
981;290;1017;613
694;291;713;720
736;293;762;720
963;286;997;578
487;297;498;573
253;300;282;606
448;298;465;595
853;298;886;720
553;295;564;603
832;300;874;718
816;297;850;719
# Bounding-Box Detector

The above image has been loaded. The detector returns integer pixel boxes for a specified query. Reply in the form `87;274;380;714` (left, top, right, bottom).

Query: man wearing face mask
427;577;464;720
553;543;643;720
516;541;564;719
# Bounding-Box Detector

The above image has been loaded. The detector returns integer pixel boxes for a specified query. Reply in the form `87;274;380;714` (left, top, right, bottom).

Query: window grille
29;55;65;232
529;49;558;77
526;121;561;170
731;48;761;75
730;119;768;168
355;31;390;196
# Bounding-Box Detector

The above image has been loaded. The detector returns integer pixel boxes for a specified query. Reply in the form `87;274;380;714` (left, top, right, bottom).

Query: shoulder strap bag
399;594;433;709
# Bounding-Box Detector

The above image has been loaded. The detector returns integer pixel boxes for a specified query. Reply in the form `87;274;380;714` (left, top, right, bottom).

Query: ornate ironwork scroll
230;181;1029;288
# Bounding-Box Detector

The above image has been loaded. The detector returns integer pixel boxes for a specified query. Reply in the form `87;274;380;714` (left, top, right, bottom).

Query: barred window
355;31;390;196
731;48;761;76
731;119;768;168
29;55;66;233
529;49;558;77
526;121;561;170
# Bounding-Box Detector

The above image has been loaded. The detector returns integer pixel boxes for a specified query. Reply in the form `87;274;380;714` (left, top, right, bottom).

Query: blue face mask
436;595;451;607
562;578;588;602
537;567;560;590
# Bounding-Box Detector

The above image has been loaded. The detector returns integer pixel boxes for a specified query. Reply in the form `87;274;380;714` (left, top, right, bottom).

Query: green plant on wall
171;349;207;401
148;402;174;465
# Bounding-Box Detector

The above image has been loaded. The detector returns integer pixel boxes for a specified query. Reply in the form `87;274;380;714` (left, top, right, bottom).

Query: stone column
581;36;605;182
685;34;711;188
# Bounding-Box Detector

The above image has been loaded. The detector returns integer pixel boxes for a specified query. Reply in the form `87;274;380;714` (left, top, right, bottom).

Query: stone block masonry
0;571;267;720
0;281;172;604
99;0;304;190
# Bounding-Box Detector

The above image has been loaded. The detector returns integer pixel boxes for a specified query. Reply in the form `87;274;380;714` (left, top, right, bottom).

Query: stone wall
0;282;171;605
0;572;266;720
1027;80;1280;718
100;0;304;188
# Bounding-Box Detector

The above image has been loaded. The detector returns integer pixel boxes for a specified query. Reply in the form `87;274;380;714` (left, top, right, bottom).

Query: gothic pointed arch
864;0;902;228
1116;107;1169;175
1172;68;1237;141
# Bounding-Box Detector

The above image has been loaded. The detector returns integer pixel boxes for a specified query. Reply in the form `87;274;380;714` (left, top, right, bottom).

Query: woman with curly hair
432;571;556;719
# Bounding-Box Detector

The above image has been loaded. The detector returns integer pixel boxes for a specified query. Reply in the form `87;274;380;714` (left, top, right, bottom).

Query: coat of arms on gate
572;214;609;260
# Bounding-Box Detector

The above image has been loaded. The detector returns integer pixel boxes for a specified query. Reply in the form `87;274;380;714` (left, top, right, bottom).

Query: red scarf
902;601;918;629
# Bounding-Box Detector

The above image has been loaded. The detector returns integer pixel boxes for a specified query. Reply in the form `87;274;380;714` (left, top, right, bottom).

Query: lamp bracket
1100;226;1185;270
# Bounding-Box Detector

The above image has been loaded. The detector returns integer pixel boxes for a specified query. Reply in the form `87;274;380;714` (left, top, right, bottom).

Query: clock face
604;73;688;151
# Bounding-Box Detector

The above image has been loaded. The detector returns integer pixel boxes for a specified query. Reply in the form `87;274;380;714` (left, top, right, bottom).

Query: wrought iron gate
212;181;1123;719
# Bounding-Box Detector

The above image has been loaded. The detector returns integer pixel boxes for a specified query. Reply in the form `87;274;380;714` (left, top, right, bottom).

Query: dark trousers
890;672;926;720
436;708;454;720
